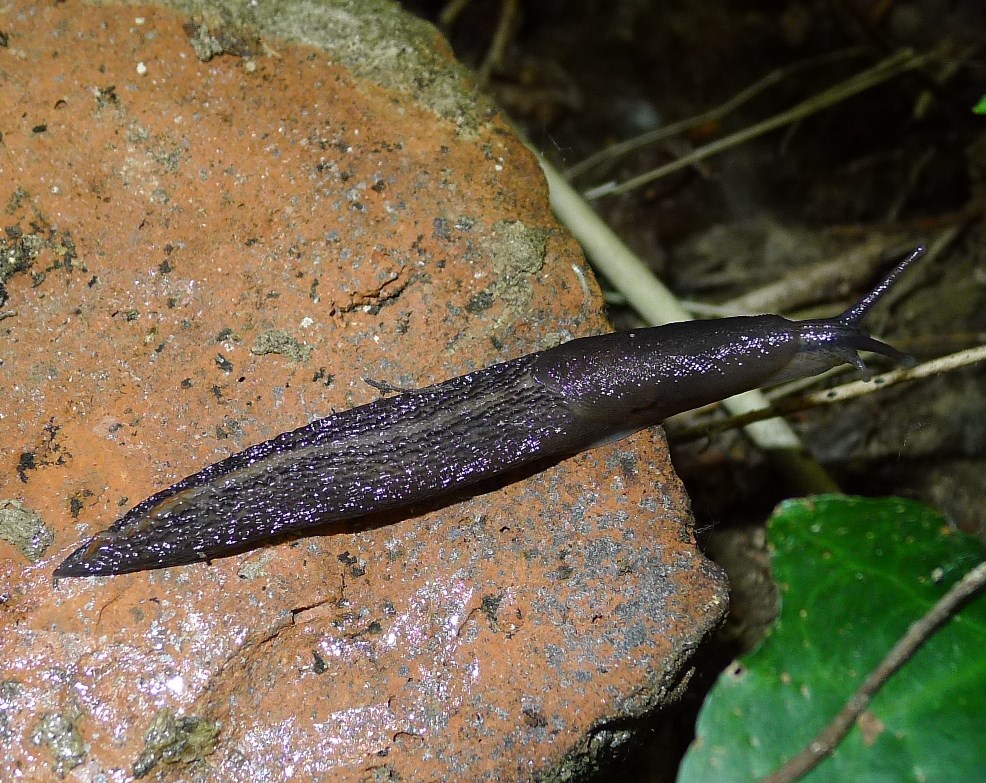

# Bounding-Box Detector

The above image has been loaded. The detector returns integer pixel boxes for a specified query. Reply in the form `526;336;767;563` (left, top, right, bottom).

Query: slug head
765;245;924;384
534;245;924;435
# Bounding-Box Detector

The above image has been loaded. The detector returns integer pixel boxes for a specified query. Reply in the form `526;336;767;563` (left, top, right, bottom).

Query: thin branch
667;345;986;443
585;48;933;198
686;221;963;320
715;235;903;317
565;47;867;180
476;0;519;86
439;0;473;29
759;559;986;783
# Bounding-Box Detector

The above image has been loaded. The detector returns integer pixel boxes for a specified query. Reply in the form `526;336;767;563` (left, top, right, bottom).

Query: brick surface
0;2;727;780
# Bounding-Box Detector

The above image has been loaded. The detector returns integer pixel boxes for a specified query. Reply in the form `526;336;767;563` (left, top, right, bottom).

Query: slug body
54;248;923;577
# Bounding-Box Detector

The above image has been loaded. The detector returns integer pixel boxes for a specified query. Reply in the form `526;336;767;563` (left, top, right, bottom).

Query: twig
667;345;986;443
538;154;687;325
759;559;986;783
439;0;473;28
585;48;933;198
688;222;962;322
714;235;903;316
885;146;936;223
565;47;867;180
476;0;519;86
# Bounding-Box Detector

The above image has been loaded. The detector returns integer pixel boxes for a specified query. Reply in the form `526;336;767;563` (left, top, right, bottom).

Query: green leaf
973;95;986;115
678;495;986;783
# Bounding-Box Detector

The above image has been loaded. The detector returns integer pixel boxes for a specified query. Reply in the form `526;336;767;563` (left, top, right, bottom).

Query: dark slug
54;247;925;577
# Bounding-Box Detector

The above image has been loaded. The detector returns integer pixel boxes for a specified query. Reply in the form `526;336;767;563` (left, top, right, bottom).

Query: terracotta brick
0;2;727;780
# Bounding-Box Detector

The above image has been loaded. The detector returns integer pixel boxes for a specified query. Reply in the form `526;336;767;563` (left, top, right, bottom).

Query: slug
54;246;924;577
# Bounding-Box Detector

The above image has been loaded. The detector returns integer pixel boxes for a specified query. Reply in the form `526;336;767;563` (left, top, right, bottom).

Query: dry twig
565;47;867;180
476;0;519;86
667;345;986;443
713;235;904;317
585;48;934;198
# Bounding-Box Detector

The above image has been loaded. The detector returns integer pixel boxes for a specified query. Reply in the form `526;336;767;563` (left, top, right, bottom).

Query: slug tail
53;532;134;578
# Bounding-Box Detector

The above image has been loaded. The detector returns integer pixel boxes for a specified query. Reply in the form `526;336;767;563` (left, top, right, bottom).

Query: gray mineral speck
251;329;312;362
0;499;53;562
29;712;87;778
133;708;219;779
